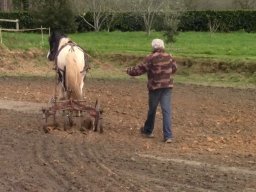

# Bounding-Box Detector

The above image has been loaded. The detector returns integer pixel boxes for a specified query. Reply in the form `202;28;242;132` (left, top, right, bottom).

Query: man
126;39;177;143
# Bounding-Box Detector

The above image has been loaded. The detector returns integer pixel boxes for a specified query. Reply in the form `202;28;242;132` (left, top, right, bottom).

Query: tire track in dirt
134;153;256;191
116;170;218;192
33;135;73;191
86;149;207;192
56;136;104;191
76;138;211;192
84;146;151;192
0;127;17;191
138;154;256;176
0;124;45;191
72;138;149;192
85;141;256;192
79;144;220;192
72;141;119;191
33;131;137;191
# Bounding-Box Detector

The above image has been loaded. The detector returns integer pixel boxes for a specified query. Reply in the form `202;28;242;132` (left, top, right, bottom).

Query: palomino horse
47;32;89;100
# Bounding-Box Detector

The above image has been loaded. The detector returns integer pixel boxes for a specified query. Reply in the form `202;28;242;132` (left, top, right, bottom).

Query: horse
47;32;89;100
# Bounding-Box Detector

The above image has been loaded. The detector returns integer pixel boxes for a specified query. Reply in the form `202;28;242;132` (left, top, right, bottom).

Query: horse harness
54;41;90;91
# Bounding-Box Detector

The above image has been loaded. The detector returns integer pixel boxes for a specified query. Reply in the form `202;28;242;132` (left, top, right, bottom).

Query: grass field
2;31;256;61
1;31;256;88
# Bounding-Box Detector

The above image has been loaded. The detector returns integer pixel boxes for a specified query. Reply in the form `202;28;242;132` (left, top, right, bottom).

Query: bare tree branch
73;0;114;32
233;0;256;9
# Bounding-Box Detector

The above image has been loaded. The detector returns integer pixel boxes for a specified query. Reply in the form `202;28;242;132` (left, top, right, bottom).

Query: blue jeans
143;88;172;139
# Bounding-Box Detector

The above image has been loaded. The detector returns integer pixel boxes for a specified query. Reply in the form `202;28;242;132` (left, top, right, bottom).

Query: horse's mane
50;31;67;40
52;32;72;50
48;31;70;61
49;31;67;47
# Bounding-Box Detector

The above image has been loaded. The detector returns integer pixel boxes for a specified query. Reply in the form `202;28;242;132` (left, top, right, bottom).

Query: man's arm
171;62;177;74
170;55;177;74
126;61;148;76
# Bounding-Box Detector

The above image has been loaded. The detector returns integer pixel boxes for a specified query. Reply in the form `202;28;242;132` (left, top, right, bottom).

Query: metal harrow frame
42;98;103;133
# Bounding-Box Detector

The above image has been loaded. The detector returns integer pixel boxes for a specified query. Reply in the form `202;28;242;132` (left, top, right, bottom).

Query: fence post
0;28;2;44
15;19;19;31
41;26;44;46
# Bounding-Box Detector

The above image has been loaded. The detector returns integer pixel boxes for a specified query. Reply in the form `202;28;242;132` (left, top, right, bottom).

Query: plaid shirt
127;50;177;91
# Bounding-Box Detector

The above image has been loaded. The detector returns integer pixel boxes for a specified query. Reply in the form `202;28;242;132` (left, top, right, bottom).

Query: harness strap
54;41;90;72
54;41;90;91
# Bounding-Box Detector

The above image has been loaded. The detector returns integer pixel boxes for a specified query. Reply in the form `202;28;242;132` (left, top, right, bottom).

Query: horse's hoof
43;125;50;133
43;125;53;133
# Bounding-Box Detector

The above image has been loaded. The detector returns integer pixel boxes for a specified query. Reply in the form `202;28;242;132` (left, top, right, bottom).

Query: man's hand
122;68;129;73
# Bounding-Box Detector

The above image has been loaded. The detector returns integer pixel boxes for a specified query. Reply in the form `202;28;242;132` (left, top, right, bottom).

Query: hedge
112;13;144;31
179;11;256;32
0;12;35;29
1;10;256;32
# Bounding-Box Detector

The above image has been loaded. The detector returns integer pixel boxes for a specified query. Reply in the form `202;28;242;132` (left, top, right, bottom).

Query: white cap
151;39;165;50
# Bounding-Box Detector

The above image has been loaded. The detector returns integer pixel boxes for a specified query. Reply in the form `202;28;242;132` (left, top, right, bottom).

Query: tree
129;0;168;36
0;0;12;11
183;0;200;10
163;1;186;43
74;0;116;32
233;0;256;9
104;0;122;32
22;0;30;10
30;0;77;33
11;0;30;11
127;0;185;36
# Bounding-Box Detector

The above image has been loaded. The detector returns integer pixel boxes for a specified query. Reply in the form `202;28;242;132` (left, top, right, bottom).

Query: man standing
126;39;177;143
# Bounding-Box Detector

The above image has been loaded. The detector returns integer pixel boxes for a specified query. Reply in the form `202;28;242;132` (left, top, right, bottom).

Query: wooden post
0;28;2;44
41;26;44;46
16;19;19;31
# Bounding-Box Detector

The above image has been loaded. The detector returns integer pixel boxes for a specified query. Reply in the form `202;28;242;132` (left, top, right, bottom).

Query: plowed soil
0;76;255;192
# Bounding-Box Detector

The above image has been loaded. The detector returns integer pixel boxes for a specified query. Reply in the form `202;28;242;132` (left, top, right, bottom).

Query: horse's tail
65;53;83;100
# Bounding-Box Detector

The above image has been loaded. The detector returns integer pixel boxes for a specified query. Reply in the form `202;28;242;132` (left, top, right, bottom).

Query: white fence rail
0;18;19;30
0;27;50;45
0;18;50;45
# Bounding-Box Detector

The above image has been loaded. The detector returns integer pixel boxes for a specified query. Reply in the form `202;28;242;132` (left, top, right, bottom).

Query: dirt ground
0;75;255;192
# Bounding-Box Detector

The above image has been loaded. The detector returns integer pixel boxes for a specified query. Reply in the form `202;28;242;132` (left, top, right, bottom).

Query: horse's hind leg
57;83;66;100
79;79;84;99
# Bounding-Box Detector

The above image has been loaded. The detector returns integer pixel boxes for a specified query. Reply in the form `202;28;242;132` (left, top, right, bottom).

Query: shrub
2;10;256;33
179;11;256;32
30;0;77;33
0;12;35;29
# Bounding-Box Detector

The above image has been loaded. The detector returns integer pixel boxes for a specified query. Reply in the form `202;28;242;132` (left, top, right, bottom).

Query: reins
54;41;90;73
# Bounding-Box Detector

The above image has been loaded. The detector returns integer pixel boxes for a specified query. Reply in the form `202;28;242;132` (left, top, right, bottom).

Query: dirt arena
0;76;255;192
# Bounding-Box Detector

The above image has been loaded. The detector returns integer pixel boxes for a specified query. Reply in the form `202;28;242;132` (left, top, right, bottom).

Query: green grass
175;73;256;88
69;31;163;55
83;68;256;89
172;32;256;61
71;31;256;62
1;32;48;50
2;31;256;61
1;31;256;88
